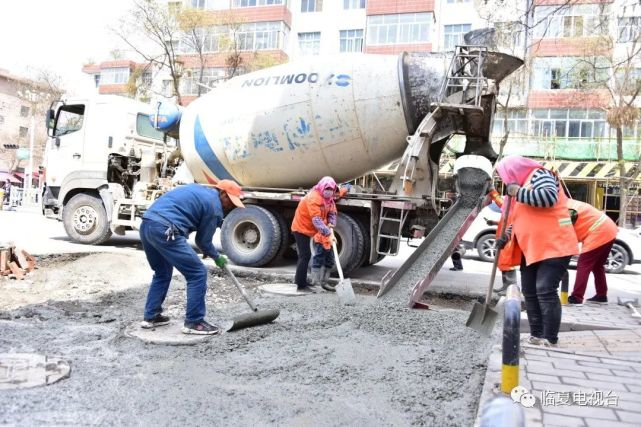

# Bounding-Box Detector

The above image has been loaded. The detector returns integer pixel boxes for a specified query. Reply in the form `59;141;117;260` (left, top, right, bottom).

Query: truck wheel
476;233;496;263
351;216;370;269
265;207;291;262
334;213;365;275
604;242;629;274
63;194;112;245
221;205;281;267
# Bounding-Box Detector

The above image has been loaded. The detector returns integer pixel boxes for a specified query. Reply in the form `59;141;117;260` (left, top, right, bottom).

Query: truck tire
334;213;365;275
221;205;281;267
265;206;291;262
476;233;497;263
351;216;370;269
605;242;629;274
63;193;112;245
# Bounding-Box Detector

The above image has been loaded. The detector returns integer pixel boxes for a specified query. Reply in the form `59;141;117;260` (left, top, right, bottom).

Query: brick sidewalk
476;302;641;426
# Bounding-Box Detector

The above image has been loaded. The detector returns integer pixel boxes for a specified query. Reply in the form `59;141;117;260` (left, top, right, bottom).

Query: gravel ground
0;253;496;426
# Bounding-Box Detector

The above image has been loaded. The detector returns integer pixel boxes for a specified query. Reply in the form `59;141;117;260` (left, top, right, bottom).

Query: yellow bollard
559;271;569;305
501;284;521;394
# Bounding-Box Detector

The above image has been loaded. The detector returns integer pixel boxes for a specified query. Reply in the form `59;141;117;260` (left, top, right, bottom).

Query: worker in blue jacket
140;180;245;335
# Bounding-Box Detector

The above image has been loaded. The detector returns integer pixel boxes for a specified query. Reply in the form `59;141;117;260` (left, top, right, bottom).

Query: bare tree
568;3;641;225
113;0;184;104
177;7;210;96
12;70;65;174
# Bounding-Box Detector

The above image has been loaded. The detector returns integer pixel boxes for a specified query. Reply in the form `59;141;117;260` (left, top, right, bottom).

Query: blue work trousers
520;255;571;344
312;243;335;269
140;219;208;323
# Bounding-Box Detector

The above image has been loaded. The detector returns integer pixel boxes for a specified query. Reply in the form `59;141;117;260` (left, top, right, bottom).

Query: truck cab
43;95;172;244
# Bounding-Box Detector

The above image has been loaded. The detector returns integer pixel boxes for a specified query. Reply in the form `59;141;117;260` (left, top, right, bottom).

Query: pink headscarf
495;155;543;186
312;176;338;204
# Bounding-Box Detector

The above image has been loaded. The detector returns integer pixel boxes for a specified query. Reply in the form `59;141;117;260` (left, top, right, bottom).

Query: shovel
466;198;513;336
331;235;356;306
222;264;280;331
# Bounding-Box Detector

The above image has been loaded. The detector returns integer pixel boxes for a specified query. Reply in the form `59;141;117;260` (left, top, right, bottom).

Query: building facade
0;69;48;187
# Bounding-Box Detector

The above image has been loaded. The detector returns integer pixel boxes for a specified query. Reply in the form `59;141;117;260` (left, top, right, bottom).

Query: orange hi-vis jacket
508;170;579;266
567;199;617;253
291;189;337;237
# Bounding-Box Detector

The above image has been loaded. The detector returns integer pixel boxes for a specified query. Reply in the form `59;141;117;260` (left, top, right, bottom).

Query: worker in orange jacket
495;156;579;347
567;200;618;305
291;176;338;292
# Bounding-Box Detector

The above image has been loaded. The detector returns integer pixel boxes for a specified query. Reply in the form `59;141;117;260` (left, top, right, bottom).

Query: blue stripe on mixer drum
194;116;235;181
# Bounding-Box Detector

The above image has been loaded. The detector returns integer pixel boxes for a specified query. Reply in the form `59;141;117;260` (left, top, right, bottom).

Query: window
491;110;528;136
367;13;432;45
180;26;227;54
181;68;227;95
443;24;471;50
301;0;322;13
235;22;286;51
100;67;130;85
615;68;641;95
531;57;608;90
618;17;641;43
54;104;85;137
232;0;284;7
343;0;365;9
298;32;320;56
136;114;165;140
533;5;609;39
19;126;28;138
20;106;29;117
494;22;523;51
530;109;608;140
339;29;363;53
93;74;100;87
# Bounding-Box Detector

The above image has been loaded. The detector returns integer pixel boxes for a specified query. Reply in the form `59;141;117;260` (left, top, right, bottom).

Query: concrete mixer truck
42;32;522;302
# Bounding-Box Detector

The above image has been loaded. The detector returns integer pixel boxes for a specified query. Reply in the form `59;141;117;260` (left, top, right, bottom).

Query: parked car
461;204;641;274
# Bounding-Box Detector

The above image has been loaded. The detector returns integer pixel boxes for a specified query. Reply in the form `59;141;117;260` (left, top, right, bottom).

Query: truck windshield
137;113;166;141
55;105;85;137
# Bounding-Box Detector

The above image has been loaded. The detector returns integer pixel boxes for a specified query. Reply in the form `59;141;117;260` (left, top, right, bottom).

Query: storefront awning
0;172;21;184
437;159;641;182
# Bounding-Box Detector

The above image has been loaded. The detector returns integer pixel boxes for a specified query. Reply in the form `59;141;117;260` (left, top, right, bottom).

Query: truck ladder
376;200;415;256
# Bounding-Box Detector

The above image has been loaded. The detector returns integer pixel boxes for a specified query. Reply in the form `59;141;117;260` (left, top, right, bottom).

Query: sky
0;0;136;95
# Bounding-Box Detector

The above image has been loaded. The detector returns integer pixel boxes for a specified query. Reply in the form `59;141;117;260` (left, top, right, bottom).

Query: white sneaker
526;336;545;345
543;339;558;348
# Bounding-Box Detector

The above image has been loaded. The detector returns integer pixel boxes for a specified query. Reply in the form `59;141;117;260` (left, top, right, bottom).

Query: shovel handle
330;232;344;281
485;198;513;305
223;264;258;312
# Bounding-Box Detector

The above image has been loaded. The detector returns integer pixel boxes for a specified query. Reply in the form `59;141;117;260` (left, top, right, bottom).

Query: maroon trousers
571;240;615;300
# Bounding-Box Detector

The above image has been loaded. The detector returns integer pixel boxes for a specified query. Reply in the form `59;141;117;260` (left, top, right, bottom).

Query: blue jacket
143;184;222;259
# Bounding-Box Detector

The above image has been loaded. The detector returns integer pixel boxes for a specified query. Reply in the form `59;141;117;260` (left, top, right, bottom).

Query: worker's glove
320;226;332;237
506;183;521;197
214;255;228;269
495;225;512;250
485;218;498;226
486;181;496;194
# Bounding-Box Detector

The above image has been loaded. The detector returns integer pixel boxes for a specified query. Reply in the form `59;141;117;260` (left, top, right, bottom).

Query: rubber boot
321;266;335;292
310;267;321;287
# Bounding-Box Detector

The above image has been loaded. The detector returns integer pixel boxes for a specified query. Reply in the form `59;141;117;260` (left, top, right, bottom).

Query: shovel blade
466;302;498;337
336;279;356;306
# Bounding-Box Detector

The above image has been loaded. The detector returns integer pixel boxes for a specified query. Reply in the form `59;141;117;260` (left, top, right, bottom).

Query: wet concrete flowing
382;167;489;305
0;253;495;426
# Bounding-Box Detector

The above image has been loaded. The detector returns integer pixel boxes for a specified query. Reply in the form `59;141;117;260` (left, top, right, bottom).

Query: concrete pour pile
0;254;495;426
